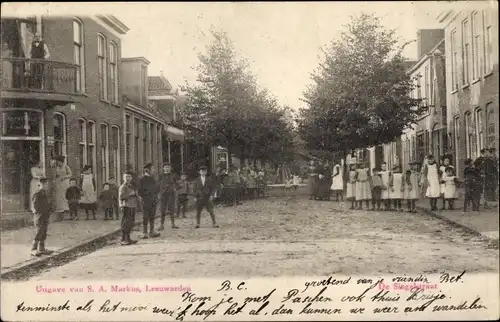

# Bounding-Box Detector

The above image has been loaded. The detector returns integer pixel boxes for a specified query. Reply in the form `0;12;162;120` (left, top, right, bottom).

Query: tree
297;14;423;159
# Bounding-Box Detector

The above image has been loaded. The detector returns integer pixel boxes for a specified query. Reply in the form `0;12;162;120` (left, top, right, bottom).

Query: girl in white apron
346;164;357;209
422;155;441;211
330;163;343;202
80;165;97;220
389;165;404;211
443;167;459;210
379;162;391;211
439;155;454;210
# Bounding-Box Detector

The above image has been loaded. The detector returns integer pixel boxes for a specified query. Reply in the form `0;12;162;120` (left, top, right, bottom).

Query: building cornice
122;57;151;65
149;95;177;100
96;15;129;34
125;102;165;125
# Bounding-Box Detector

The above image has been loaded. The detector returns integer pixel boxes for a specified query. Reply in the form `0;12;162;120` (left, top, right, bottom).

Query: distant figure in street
65;178;81;220
389;165;404;211
355;162;371;209
370;168;382;211
330;162;344;202
176;172;189;218
31;178;54;257
80;165;97;220
158;163;179;230
119;172;139;246
137;163;161;238
193;166;219;228
463;158;482;212
475;148;498;207
246;168;258;199
421;154;441;211
307;161;318;200
108;177;119;220
346;163;357;210
99;183;115;220
54;155;72;215
439;155;454;210
292;173;301;190
404;162;420;213
442;167;459;210
379;162;391;211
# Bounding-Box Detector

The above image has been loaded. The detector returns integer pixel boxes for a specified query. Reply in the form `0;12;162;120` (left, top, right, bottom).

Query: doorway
1;140;41;213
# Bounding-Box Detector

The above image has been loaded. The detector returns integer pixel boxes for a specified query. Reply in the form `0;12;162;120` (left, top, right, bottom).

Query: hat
163;163;171;167
144;163;153;170
199;165;208;170
82;165;92;172
39;178;49;183
408;161;420;166
55;155;65;162
123;171;134;176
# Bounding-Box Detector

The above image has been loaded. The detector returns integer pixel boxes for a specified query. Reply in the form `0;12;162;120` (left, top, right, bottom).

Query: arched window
474;108;483;156
78;118;86;171
87;120;96;171
97;34;108;100
53;113;66;159
465;112;473;159
100;123;109;184
73;18;85;92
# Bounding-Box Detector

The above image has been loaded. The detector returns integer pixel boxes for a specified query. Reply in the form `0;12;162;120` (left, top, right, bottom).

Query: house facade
438;9;499;176
1;15;129;214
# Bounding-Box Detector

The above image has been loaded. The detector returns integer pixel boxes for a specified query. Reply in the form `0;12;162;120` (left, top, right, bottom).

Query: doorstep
1;211;66;232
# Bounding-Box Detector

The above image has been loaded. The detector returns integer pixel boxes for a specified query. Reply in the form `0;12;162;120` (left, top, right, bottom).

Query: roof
96;15;130;34
148;76;172;93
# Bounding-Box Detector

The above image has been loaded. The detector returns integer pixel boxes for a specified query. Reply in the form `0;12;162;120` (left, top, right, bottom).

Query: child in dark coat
176;172;190;218
463;158;482;212
65;178;81;220
99;183;115;220
108;177;119;220
31;178;54;257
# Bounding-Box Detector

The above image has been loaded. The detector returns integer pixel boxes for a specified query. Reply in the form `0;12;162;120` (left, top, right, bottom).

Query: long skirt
54;178;70;212
346;182;355;200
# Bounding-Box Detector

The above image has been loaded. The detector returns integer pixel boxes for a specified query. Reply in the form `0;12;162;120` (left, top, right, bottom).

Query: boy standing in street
119;172;138;245
137;163;161;238
370;168;382;211
176;172;190;218
108;177;119;220
193;166;219;228
158;163;179;230
65;178;81;220
31;178;54;256
463;158;482;212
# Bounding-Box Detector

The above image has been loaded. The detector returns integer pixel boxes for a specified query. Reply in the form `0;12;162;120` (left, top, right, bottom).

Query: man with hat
157;163;179;230
137;163;160;238
192;165;219;228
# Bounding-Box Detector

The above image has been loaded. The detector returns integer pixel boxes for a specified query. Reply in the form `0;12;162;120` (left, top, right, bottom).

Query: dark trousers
429;198;438;210
33;212;49;242
196;197;216;226
223;187;236;206
160;193;175;226
177;194;188;217
69;202;79;219
121;207;135;241
382;199;391;210
392;199;402;209
464;185;481;211
114;200;119;218
371;187;382;209
104;207;114;219
142;198;157;233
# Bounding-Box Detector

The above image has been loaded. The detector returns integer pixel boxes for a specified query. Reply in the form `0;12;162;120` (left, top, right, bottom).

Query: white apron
330;164;343;191
426;163;441;198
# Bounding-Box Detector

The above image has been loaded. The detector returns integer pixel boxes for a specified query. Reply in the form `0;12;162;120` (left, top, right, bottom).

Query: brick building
438;9;498;177
401;30;447;172
1;15;129;214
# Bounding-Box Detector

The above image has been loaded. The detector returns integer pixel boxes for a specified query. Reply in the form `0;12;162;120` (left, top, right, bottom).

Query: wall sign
1;111;41;137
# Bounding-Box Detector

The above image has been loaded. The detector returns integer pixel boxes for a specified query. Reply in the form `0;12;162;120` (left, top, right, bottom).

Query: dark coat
33;189;51;215
137;175;158;200
193;176;216;199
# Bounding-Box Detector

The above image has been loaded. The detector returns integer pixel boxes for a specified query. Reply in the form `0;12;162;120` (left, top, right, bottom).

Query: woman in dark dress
307;161;318;200
317;163;332;200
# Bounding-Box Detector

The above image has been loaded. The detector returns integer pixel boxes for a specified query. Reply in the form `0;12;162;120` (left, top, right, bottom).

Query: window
424;66;430;106
111;126;120;184
78;119;86;171
475;108;484;156
471;11;481;80
109;42;118;103
86;121;96;171
465;112;473;159
125;115;132;168
411;136;416;162
149;123;154;164
451;29;458;91
461;19;470;85
98;34;108;100
485;102;497;149
157;125;162;170
453;116;460;172
53;113;66;159
416;74;422;99
432;125;441;162
100;123;109;183
143;121;148;164
73;19;84;92
484;10;493;73
134;118;140;173
416;133;425;164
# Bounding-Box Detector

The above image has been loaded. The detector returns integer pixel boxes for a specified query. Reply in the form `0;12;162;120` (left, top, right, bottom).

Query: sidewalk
416;198;499;241
1;212;143;276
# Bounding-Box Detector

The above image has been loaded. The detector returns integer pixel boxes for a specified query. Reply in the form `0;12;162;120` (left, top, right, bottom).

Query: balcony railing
1;57;80;95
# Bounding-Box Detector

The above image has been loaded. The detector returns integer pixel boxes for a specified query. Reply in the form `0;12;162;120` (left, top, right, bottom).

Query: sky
2;2;495;111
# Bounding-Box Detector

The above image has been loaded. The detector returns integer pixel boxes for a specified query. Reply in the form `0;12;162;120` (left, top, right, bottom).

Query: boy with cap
31;178;54;256
158;163;179;230
137;163;161;238
193;165;219;228
176;172;190;218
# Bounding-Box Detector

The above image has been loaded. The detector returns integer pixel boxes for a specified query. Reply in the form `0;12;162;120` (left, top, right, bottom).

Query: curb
416;206;491;240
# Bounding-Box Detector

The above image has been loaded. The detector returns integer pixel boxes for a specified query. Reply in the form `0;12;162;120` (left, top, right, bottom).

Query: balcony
1;58;82;105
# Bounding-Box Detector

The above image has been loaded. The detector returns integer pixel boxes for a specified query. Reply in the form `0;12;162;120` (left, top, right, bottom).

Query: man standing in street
137;163;160;239
193;165;219;228
158;163;179;230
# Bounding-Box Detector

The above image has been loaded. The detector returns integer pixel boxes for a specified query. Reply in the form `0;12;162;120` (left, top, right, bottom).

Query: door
1;140;40;213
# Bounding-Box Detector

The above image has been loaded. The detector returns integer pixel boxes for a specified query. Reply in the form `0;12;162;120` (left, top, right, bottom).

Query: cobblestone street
29;192;498;280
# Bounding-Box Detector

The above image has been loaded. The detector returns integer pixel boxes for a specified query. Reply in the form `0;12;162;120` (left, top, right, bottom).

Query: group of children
213;166;267;207
345;156;463;213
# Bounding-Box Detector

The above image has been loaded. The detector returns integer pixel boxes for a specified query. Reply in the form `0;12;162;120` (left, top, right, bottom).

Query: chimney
417;29;445;59
160;70;164;78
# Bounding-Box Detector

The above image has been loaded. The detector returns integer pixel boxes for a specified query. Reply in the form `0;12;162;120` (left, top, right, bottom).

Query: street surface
29;191;498;280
